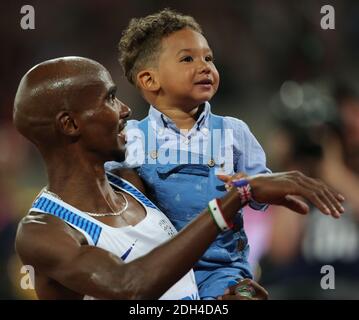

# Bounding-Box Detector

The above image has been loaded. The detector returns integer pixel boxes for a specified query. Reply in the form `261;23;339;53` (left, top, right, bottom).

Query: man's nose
119;102;132;119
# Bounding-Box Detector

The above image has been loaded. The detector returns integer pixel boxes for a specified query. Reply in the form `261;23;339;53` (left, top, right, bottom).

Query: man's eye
181;56;193;62
109;93;116;102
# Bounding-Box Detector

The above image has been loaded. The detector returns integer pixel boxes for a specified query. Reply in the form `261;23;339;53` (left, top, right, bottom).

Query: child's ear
136;69;160;92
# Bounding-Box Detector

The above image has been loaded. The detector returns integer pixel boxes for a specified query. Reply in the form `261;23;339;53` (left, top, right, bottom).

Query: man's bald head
14;56;112;147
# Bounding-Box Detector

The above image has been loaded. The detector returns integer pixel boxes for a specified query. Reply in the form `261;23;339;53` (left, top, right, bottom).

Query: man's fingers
305;178;345;216
304;189;332;215
248;171;346;219
310;189;339;217
326;185;345;208
336;193;345;202
280;195;309;215
322;188;344;218
295;176;344;218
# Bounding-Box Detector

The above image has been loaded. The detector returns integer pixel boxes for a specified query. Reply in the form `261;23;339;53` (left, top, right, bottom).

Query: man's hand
218;171;345;218
217;279;268;300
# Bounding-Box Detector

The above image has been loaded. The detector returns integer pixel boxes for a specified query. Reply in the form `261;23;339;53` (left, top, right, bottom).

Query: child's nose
198;60;211;74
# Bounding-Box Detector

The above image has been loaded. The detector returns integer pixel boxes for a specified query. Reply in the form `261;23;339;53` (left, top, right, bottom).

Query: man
13;56;344;299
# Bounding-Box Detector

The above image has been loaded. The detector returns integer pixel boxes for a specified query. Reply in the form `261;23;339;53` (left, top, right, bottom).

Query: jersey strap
31;193;102;245
106;171;160;211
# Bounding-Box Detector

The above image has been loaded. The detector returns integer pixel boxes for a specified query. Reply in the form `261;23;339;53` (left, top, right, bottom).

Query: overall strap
207;113;225;162
210;114;224;129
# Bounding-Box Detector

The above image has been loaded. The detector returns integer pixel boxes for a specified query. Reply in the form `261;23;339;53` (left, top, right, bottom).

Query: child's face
156;28;219;108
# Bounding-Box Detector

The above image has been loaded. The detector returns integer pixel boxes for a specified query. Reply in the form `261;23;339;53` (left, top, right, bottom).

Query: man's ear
55;111;80;137
136;69;160;92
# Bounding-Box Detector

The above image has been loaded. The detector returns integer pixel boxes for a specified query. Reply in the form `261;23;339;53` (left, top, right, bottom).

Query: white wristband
208;199;231;232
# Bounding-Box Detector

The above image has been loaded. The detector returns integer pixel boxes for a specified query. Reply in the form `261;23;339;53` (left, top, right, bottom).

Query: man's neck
44;151;120;213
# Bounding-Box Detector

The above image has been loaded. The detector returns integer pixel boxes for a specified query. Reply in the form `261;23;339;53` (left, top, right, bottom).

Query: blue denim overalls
136;114;253;299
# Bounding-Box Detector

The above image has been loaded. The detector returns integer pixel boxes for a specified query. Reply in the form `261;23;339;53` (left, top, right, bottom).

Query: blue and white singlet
29;172;199;300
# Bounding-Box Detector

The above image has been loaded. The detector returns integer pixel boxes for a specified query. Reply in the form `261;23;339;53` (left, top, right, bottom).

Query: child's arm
229;117;271;210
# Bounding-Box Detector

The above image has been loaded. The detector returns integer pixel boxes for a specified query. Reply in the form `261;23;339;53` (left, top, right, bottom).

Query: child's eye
181;56;193;62
205;55;214;62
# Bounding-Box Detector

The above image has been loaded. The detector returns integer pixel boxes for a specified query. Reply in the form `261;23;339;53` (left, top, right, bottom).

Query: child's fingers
216;174;231;183
218;294;252;300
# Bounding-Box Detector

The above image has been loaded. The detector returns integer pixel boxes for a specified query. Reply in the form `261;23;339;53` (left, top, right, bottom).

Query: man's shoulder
15;213;54;261
16;213;83;259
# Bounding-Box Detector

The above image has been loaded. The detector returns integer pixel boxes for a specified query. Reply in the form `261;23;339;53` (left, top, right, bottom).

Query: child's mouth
195;79;213;85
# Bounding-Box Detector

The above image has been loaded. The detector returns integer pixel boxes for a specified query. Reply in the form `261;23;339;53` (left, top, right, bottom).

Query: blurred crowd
255;79;359;299
1;0;359;299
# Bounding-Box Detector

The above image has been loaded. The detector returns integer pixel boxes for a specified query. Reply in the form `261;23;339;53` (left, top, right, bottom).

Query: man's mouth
119;119;128;132
118;122;127;143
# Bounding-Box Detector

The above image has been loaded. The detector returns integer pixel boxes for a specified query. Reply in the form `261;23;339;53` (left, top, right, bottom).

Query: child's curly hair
118;8;202;85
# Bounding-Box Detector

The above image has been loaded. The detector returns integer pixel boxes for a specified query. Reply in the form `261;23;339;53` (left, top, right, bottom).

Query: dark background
1;0;358;299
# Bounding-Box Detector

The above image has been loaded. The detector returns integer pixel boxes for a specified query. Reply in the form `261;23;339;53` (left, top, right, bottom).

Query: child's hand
217;278;268;300
217;172;248;191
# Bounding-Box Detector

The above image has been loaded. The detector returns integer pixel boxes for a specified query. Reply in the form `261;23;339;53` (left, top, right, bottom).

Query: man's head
119;9;219;109
14;56;131;162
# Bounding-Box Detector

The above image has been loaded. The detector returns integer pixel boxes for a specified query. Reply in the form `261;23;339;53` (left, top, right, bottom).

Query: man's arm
16;171;344;299
16;188;242;300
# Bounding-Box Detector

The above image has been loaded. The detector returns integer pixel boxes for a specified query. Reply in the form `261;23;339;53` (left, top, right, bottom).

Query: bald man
13;56;344;300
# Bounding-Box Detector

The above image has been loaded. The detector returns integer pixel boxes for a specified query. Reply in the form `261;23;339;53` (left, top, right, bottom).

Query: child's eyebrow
176;48;193;56
176;48;213;56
